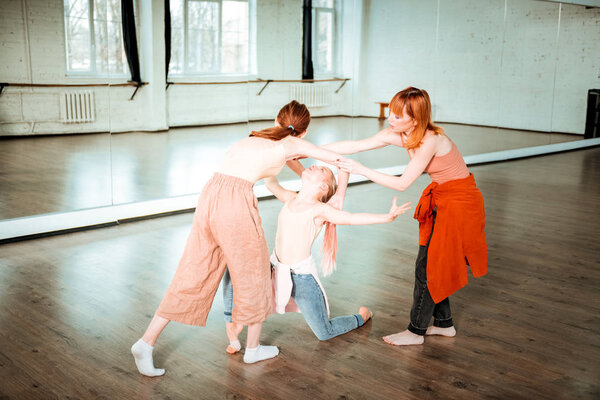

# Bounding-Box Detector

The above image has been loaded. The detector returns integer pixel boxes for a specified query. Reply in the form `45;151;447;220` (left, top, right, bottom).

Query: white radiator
62;91;96;123
290;84;330;108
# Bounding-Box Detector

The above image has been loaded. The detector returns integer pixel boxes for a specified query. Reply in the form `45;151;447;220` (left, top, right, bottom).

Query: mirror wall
1;0;597;234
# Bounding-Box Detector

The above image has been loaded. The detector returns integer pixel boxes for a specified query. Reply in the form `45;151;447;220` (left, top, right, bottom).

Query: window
312;0;336;75
170;0;255;76
63;0;129;77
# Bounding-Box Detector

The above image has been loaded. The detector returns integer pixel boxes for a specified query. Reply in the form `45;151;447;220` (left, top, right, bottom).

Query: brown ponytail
250;100;311;141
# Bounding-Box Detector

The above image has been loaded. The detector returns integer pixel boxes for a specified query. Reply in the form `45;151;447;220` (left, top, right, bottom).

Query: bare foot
425;326;456;337
225;321;244;354
358;306;372;323
382;330;424;346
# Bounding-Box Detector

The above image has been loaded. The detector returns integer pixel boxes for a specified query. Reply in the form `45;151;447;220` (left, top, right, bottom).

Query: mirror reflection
0;0;596;229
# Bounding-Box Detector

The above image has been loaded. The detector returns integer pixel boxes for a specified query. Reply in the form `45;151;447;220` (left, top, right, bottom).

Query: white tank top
218;137;286;183
275;201;323;265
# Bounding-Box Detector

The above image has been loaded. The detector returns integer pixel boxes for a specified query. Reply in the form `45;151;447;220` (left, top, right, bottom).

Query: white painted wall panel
27;0;66;83
0;93;23;122
498;0;559;131
0;0;29;82
167;85;250;127
358;0;438;117
435;0;505;126
552;4;600;133
21;92;60;121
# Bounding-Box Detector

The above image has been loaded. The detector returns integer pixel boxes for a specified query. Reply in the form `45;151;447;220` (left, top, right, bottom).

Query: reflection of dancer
131;101;349;376
325;87;487;345
223;166;411;349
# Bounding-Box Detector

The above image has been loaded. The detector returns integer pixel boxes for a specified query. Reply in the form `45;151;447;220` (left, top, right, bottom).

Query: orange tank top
424;141;470;184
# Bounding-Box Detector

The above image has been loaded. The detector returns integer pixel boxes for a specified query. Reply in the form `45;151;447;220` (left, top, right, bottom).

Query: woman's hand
387;197;412;222
336;158;366;175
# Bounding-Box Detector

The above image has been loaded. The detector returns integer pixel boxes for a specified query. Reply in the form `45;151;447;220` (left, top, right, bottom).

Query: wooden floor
1;148;599;399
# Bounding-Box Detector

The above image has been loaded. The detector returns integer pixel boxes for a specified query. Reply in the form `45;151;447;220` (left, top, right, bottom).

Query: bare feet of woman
225;321;244;354
382;330;424;346
425;326;456;337
359;306;373;324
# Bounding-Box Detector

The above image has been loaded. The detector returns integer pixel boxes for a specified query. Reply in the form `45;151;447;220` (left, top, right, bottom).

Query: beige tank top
275;201;323;265
218;137;286;183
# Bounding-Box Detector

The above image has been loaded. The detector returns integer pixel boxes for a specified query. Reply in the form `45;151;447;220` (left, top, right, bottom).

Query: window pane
64;0;91;71
107;21;127;75
94;0;128;75
313;0;333;8
170;26;185;74
315;10;333;72
106;0;121;22
169;0;184;74
187;1;219;73
221;0;248;74
94;2;110;74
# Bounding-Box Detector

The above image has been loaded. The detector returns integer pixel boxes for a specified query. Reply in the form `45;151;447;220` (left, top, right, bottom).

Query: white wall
0;0;356;135
1;0;598;135
0;0;156;135
357;0;600;134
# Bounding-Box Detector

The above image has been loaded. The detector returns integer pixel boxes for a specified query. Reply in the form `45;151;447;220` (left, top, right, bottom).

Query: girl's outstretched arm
327;169;349;210
316;197;411;225
286;159;305;178
264;176;297;203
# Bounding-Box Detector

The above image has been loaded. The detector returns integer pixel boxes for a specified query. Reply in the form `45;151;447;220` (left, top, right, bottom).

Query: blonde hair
320;168;338;276
389;87;444;150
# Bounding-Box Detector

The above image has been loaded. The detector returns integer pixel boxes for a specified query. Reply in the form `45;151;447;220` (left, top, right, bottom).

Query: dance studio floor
1;147;598;399
0;117;580;219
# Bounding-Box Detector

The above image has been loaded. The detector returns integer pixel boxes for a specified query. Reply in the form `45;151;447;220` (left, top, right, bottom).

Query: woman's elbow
392;181;409;192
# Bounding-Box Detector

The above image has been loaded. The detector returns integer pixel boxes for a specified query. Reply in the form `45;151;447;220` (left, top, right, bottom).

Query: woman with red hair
325;87;487;346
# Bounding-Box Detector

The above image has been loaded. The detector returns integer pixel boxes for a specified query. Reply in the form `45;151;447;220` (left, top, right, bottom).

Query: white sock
131;339;165;377
243;345;279;364
230;340;241;351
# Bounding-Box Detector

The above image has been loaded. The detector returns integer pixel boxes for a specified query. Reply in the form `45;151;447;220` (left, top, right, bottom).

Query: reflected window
170;0;256;76
63;0;130;77
312;0;337;76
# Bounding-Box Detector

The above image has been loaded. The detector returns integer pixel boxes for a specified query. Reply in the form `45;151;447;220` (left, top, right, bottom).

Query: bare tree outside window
312;0;336;76
170;0;252;76
64;0;129;77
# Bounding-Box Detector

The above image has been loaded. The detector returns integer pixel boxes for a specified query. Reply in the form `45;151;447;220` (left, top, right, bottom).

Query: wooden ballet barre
0;81;148;100
254;78;351;96
164;77;350;96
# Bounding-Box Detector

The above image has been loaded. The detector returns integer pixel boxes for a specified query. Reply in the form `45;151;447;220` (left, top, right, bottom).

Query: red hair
319;168;338;276
250;100;311;141
389;87;444;150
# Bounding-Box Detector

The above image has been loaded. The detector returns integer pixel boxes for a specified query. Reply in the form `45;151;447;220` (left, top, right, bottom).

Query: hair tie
288;125;295;131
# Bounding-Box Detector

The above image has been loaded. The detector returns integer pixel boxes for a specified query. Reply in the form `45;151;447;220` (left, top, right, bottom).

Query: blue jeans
222;268;234;323
222;267;364;340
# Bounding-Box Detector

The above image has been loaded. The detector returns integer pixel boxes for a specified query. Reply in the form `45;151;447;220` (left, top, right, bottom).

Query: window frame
170;0;256;79
312;0;340;78
63;0;131;79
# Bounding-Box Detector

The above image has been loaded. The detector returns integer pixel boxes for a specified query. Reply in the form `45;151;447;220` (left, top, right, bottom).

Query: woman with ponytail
131;101;351;375
224;165;411;345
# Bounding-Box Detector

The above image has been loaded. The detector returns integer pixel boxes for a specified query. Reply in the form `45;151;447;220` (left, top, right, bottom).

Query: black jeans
407;209;454;336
